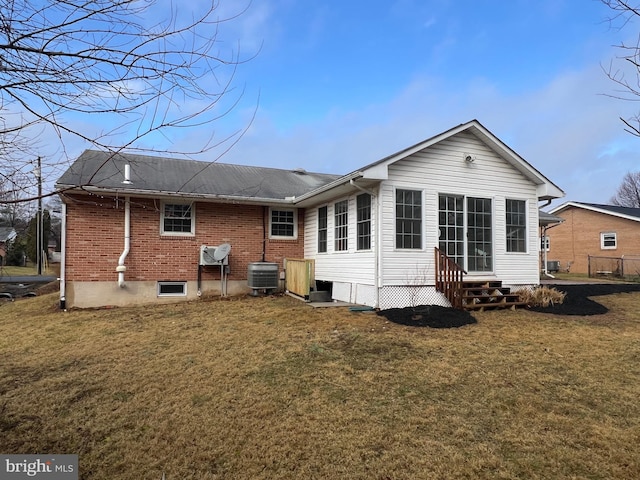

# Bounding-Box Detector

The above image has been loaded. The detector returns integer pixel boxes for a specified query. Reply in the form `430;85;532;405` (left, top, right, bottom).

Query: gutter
55;184;299;206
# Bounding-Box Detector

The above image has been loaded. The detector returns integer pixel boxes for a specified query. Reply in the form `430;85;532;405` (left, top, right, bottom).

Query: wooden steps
461;280;526;311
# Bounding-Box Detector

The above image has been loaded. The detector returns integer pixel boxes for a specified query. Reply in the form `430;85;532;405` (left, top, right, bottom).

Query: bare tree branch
610;171;640;207
0;0;255;208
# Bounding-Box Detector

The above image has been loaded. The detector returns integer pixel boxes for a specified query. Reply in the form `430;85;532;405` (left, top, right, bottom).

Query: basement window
157;281;187;297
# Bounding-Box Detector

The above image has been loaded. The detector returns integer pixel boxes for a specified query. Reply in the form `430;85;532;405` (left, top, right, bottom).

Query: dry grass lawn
1;291;640;479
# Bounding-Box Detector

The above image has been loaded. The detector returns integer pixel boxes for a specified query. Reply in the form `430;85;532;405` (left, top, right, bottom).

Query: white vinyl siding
380;130;539;287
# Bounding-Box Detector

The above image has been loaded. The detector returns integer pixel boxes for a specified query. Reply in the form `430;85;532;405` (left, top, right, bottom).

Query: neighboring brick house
545;202;640;274
57;120;565;309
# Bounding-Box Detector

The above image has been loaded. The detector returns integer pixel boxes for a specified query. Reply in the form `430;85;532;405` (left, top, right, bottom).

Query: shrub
519;286;566;308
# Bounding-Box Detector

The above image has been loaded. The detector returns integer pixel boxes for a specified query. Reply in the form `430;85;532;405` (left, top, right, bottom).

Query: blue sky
57;0;640;208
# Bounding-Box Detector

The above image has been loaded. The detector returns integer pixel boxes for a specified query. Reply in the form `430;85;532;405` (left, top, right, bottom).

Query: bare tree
0;0;253;203
610;171;640;207
602;0;640;136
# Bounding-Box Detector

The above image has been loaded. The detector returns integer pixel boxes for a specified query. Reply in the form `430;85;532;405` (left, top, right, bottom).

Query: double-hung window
396;189;422;249
357;194;371;250
334;200;348;251
506;199;526;253
161;202;195;235
601;232;617;249
317;206;328;253
270;209;297;239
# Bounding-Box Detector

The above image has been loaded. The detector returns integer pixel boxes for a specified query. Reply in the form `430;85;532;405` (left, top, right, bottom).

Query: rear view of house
546;202;640;276
56;120;564;309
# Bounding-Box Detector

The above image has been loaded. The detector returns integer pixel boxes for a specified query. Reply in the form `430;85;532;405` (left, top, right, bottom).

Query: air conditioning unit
247;262;279;294
199;244;230;266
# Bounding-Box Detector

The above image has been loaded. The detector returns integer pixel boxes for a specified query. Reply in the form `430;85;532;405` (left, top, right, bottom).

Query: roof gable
355;120;564;200
550;201;640;223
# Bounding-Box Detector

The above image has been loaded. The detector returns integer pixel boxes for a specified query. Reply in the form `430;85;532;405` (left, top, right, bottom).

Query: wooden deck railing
434;247;466;310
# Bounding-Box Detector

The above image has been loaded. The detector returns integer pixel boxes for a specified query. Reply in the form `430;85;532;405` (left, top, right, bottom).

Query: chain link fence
588;255;640;281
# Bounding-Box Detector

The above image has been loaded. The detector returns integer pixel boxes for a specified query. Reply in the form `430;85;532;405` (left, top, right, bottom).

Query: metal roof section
550;201;640;223
538;210;564;226
56;150;341;203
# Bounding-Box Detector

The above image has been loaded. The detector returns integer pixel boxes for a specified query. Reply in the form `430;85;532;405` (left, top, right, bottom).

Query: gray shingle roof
56;150;341;201
580;202;640;220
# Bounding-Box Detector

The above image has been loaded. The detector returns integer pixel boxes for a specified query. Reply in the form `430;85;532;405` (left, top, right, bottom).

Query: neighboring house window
334;200;348;251
396;189;422;249
270;208;297;239
505;199;526;253
541;235;550;252
357;193;371;250
161;202;195;235
318;206;328;253
601;232;617;249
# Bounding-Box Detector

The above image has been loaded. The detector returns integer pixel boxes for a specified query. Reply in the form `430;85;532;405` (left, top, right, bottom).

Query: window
467;197;493;272
161;202;194;235
601;232;617;249
357;193;371;250
541;235;550;252
318;206;328;253
270;209;297;239
158;281;187;296
506;199;526;253
334;200;348;251
396;189;422;249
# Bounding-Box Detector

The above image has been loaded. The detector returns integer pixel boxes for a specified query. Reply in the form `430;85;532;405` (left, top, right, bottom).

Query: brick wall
546;206;640;274
64;194;304;282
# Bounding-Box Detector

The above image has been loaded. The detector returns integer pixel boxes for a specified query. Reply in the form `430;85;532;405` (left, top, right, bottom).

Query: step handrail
434;247;466;309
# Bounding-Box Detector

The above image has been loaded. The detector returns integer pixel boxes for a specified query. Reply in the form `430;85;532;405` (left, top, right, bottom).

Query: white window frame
395;188;423;250
334;199;349;252
317;206;328;253
505;199;527;253
356;193;372;251
161;201;195;236
269;208;298;239
157;281;187;297
600;232;617;250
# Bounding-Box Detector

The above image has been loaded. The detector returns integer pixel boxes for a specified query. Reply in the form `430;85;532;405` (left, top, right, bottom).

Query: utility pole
35;157;42;276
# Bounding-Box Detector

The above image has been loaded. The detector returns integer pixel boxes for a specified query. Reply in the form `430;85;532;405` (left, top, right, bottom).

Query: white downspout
59;202;67;309
117;164;132;288
117;196;131;287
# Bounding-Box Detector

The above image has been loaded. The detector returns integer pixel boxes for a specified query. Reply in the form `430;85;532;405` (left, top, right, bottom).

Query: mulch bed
378;283;640;328
377;305;477;329
530;283;640;316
